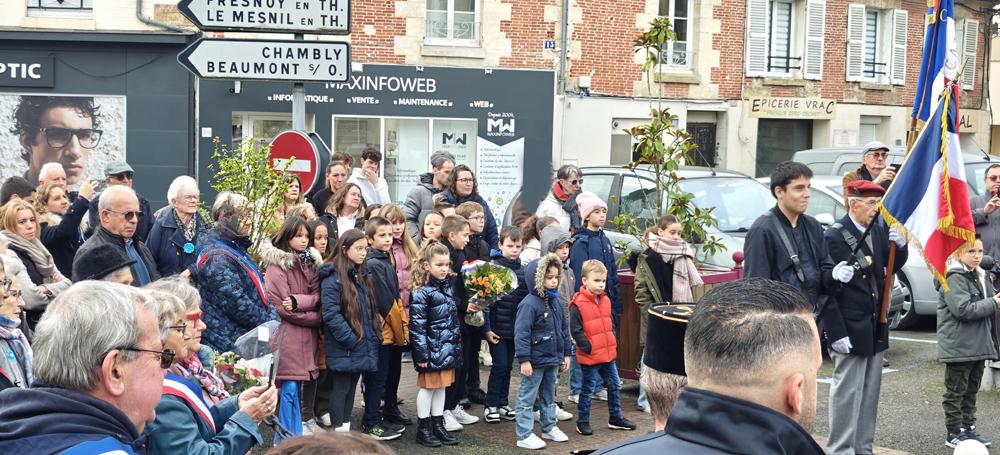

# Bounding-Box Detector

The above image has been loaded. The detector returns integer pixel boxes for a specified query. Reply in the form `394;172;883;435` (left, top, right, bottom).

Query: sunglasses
106;209;144;221
185;310;203;320
38;127;103;149
569;179;583;185
109;172;134;181
120;347;176;369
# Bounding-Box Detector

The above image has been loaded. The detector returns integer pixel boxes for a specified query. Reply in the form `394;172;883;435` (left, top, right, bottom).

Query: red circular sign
269;130;321;193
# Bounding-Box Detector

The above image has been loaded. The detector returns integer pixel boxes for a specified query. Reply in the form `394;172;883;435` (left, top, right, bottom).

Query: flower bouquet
461;260;516;327
215;352;266;395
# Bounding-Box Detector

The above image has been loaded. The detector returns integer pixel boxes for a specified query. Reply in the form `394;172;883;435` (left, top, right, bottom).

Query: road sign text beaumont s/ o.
178;0;350;34
177;39;350;82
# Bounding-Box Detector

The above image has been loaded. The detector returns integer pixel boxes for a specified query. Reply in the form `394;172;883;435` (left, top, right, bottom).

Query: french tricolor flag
912;0;958;123
881;88;975;290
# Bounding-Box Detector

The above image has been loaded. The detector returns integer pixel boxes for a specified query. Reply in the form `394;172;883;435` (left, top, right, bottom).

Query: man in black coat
822;180;907;455
745;161;853;313
595;278;827;454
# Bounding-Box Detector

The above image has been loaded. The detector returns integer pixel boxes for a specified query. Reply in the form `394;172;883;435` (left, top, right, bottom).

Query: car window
619;176;658;230
966;162;991;196
581;174;616;205
836;162;862;175
807;189;846;223
679;177;775;233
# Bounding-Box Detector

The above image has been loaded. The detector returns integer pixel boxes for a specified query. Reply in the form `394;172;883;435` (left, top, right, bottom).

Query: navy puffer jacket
409;276;462;372
319;263;381;373
485;254;528;339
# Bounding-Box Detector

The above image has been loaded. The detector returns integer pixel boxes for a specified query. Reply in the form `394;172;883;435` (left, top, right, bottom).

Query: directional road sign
177;0;350;34
177;38;350;82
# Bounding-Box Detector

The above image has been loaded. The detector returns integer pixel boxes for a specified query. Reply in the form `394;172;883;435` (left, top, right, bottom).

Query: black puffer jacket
409;276;462;372
485;254;527;339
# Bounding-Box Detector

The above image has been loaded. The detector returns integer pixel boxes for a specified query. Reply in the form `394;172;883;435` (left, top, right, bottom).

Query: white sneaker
451;405;479;425
517;433;547;450
594;390;608;401
533;410;541;422
479;348;493;367
443;410;464;432
499;406;517;421
300;421;314;436
556;404;574;421
542;426;569;443
303;419;324;434
567;394;579;404
334;422;350;433
484;406;501;423
318;413;332;427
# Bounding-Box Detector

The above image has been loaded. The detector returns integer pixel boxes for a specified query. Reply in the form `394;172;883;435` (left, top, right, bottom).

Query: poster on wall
477;137;524;224
0;93;126;188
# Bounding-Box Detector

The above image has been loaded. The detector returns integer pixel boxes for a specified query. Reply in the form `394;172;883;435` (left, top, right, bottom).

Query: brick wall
499;0;558;68
350;0;405;64
568;0;647;95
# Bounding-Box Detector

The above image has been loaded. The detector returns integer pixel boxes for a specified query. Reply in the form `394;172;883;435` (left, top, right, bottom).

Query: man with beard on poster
10;96;101;187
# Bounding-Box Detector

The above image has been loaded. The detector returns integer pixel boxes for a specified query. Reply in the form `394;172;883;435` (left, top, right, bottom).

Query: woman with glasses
319;183;365;247
535;165;584;234
0;200;70;331
148;176;210;278
439;165;500;250
144;278;278;455
34;181;98;278
0;275;31;392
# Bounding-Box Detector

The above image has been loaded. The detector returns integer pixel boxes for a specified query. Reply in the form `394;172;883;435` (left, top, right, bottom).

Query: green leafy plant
208;137;292;259
611;18;725;265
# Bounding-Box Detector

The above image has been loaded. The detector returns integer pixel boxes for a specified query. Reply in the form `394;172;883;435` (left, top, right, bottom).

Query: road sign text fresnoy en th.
177;0;350;34
177;38;350;82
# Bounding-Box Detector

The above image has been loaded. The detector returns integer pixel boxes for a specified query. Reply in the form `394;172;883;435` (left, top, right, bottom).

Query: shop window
755;119;812;177
384;118;430;204
231;113;297;149
28;0;92;9
334;117;382;167
425;0;480;46
658;0;693;70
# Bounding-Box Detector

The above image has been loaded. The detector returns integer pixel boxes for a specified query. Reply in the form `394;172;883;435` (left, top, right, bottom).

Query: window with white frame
745;0;825;79
658;0;693;70
28;0;92;9
425;0;480;46
768;0;797;74
847;4;907;85
959;18;980;90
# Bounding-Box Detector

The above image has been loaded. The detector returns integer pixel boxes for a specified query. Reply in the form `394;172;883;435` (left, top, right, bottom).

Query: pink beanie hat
576;191;607;224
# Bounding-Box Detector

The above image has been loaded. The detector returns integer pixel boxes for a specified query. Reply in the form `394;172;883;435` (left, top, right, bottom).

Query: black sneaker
608;416;637;431
382;420;405;434
364;423;402;441
965;426;992;447
946;429;969;448
576;421;593;436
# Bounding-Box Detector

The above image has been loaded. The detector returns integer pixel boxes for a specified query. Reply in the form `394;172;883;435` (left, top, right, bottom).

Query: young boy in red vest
570;260;637;436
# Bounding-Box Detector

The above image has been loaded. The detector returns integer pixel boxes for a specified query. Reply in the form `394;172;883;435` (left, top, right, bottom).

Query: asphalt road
813;318;1000;455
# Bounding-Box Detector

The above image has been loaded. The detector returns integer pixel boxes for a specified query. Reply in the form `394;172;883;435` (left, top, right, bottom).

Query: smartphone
889;164;901;172
992;188;998;199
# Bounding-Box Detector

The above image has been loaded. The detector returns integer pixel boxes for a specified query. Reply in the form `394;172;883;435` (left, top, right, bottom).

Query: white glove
832;261;855;284
831;337;853;354
888;228;906;248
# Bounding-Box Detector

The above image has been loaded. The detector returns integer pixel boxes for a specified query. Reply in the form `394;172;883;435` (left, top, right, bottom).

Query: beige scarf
0;231;57;280
648;233;703;302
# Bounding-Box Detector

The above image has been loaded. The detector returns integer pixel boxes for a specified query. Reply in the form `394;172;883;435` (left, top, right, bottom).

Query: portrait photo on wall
0;93;126;189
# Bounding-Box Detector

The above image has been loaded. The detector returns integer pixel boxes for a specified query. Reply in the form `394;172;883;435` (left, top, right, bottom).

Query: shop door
687;123;717;168
756;119;812;177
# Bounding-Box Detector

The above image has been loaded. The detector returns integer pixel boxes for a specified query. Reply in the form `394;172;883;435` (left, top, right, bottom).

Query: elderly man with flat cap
87;161;153;243
822;179;907;455
843;141;897;198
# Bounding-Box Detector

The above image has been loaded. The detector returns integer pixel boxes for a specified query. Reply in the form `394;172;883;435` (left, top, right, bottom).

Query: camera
981;255;1000;292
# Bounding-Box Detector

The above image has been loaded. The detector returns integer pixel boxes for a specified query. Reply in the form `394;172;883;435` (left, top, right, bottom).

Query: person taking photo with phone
972;164;1000;261
842;142;896;203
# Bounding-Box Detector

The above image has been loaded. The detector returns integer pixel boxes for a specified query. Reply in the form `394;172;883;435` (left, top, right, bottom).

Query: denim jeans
486;339;515;407
578;360;622;423
569;352;583;395
361;347;390;428
515;364;558;440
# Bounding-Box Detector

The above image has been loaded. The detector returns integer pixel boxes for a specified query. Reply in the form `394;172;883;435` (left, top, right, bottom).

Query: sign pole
293;33;306;131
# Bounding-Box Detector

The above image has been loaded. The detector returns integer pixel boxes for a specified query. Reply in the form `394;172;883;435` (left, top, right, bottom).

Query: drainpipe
136;0;189;33
558;0;570;93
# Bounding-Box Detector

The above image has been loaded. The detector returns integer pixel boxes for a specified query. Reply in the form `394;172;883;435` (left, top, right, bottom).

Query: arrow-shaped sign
177;0;350;34
177;38;350;83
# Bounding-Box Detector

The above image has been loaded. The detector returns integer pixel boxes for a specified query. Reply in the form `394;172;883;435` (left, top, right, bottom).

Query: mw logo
487;118;515;133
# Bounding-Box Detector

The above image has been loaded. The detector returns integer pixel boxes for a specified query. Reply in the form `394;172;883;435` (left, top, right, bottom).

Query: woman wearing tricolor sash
144;277;278;455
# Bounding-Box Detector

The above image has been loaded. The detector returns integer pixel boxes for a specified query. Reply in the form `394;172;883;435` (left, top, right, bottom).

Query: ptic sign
177;0;350;34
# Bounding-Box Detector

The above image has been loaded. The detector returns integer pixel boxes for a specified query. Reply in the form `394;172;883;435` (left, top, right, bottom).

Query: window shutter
746;0;769;76
846;4;866;82
803;0;826;80
890;9;907;85
961;19;980;90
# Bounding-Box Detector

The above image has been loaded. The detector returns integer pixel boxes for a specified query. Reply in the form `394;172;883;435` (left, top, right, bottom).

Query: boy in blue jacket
483;226;528;423
570;192;621;332
514;253;573;450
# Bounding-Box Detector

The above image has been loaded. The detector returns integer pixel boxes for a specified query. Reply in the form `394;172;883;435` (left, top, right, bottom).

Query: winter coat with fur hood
262;246;323;381
515;254;574;367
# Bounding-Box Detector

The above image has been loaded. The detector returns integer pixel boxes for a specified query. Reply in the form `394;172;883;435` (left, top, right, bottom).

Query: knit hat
575;191;607;225
71;244;136;282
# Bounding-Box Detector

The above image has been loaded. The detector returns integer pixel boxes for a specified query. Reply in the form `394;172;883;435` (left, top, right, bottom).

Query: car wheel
889;273;920;330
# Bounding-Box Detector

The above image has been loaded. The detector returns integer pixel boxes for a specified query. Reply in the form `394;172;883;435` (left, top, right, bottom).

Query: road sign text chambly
178;0;350;34
177;39;350;82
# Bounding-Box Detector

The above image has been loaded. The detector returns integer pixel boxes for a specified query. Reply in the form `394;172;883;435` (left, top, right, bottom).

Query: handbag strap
765;211;805;284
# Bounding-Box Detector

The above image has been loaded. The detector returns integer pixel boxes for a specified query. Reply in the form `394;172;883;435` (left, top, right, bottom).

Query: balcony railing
28;0;93;9
659;49;693;70
425;15;481;45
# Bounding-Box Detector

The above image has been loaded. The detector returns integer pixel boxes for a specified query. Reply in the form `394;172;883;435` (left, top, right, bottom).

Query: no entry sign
270;130;321;193
177;38;350;82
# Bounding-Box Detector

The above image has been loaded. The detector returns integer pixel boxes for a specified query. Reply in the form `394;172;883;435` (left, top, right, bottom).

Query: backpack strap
765;211;805;284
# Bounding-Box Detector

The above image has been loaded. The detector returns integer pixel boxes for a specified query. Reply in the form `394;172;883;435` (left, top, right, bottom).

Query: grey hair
39;162;65;181
144;289;186;339
430;151;456;170
103;267;133;283
32;282;158;392
166;176;199;205
556;164;581;181
146;276;201;310
98;185;138;212
211;191;248;222
640;366;687;425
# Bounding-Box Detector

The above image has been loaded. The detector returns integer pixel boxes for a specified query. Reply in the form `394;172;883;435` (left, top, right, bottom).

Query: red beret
846;179;886;198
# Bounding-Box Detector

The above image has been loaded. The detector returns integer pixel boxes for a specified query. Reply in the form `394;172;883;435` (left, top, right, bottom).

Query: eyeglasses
168;324;187;334
109;172;134;181
865;151;889;159
185;310;203;320
6;290;22;299
180;194;199;201
119;347;176;369
457;178;476;184
569;179;584;185
106;209;144;220
0;278;11;294
38;127;103;149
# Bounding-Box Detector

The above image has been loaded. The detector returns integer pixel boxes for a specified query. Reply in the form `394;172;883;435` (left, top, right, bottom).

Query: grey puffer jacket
403;173;442;244
937;264;1000;363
